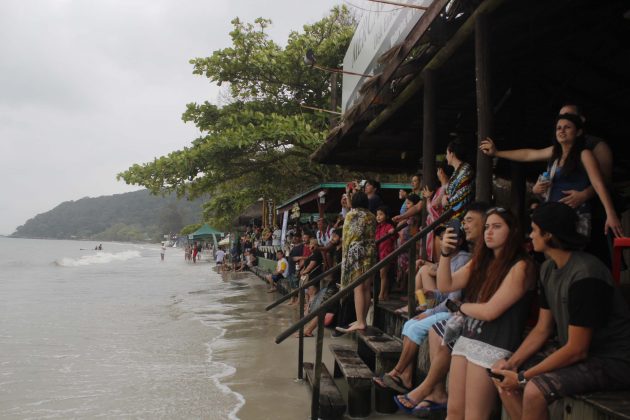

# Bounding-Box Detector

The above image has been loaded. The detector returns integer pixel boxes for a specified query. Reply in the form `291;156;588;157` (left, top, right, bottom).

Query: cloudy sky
0;0;345;234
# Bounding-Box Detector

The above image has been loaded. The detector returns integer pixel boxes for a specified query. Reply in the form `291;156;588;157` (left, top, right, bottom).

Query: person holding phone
391;203;488;414
376;226;469;408
436;207;536;419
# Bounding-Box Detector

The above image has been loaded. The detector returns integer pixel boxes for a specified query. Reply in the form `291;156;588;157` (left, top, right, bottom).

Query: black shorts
272;273;284;283
522;343;630;403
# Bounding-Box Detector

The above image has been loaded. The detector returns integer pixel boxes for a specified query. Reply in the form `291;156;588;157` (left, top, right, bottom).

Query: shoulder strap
544;159;559;202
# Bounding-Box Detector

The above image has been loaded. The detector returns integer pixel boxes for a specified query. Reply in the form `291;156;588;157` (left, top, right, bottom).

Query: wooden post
330;72;339;127
311;314;325;420
298;286;305;380
510;162;526;224
407;245;416;316
423;69;437;189
422;68;437;259
475;12;493;202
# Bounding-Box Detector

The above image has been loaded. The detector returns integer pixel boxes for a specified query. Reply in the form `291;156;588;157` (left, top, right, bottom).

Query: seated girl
436;208;536;419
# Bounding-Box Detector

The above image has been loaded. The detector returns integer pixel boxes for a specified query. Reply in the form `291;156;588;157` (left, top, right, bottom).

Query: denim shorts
402;312;451;345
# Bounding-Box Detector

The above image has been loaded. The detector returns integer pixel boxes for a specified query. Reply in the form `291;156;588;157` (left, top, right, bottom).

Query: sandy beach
211;270;402;420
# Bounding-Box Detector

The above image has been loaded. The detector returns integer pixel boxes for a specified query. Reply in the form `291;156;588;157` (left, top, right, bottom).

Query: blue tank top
549;166;591;214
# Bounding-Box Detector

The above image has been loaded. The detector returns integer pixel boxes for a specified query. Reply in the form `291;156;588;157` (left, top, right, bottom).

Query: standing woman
336;192;377;333
479;114;622;238
443;141;474;221
437;208;535;419
423;162;454;262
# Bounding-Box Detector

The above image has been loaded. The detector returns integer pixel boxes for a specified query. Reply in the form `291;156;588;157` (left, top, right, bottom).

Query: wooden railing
273;208;455;419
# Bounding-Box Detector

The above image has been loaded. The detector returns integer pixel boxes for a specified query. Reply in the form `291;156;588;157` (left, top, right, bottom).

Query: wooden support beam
364;0;505;136
330;72;339;126
422;68;437;188
421;68;437;259
510;162;526;223
475;12;494;202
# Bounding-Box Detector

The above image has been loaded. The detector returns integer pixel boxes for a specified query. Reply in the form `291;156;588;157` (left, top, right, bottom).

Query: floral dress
445;162;473;221
341;208;377;288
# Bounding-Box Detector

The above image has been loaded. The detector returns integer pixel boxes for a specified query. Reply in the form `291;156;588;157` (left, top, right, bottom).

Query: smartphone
446;219;461;238
445;298;460;313
486;368;505;381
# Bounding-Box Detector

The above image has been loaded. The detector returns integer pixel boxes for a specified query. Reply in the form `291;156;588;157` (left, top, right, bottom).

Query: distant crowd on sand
231;103;630;419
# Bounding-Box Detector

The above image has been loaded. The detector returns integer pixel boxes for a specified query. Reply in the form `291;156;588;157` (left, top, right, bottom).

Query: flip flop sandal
372;376;388;389
412;399;447;417
382;373;411;394
393;394;419;414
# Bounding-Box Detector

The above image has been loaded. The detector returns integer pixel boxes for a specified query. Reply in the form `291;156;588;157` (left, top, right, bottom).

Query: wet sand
211;271;403;420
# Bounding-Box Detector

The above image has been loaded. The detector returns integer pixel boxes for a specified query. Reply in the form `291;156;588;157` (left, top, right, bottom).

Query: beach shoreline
210;270;401;420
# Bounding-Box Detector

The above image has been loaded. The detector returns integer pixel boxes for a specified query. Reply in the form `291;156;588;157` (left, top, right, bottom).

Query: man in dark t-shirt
493;202;630;420
364;179;383;215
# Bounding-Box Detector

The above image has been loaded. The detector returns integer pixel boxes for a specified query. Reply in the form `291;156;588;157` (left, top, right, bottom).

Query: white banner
342;0;433;111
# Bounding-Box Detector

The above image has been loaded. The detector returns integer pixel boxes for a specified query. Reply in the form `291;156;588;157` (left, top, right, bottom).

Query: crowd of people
304;104;629;418
207;103;630;418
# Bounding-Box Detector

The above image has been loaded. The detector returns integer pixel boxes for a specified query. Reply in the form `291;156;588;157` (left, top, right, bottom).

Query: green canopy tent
188;224;224;249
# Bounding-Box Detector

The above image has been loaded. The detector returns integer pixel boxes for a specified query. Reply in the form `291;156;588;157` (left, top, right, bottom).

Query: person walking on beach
160;243;166;261
215;247;226;272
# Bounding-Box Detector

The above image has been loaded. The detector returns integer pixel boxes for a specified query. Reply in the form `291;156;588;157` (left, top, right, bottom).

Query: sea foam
55;250;141;267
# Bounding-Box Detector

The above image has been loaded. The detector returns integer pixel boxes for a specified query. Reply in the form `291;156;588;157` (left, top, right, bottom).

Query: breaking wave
55;251;141;267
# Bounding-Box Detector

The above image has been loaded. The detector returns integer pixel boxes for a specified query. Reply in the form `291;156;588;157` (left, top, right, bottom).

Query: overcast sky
0;0;345;235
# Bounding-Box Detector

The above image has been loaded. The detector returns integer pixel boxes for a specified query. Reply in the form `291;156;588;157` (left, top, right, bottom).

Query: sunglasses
486;207;507;215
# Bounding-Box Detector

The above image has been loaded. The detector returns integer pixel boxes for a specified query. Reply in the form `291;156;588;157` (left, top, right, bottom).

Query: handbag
442;313;465;346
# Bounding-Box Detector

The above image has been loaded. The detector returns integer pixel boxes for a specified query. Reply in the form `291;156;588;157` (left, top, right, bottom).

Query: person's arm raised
460;260;531;321
436;228;471;292
480;138;552;162
392;200;423;223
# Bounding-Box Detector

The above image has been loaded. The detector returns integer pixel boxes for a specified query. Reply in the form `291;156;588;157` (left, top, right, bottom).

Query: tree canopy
118;7;357;229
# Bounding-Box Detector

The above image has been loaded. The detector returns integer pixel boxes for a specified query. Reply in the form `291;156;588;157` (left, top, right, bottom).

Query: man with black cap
492;202;630;420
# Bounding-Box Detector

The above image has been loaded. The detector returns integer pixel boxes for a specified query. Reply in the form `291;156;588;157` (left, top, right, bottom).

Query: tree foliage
118;7;357;230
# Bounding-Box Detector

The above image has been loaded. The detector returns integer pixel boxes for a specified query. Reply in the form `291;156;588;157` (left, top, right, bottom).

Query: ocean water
0;237;245;419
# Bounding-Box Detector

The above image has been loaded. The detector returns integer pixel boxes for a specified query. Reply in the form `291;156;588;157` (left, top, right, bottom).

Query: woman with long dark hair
436;208;535;419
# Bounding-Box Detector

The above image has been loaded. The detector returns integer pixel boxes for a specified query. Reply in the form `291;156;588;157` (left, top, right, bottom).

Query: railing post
298;286;305;380
407;244;416;316
311;313;325;420
373;270;380;323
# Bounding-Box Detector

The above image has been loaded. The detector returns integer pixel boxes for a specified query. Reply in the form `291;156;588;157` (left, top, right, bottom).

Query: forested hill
11;190;206;242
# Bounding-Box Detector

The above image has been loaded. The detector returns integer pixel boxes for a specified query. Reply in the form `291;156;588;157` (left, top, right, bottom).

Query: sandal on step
393;394;419;414
382;373;411;394
412;399;447;417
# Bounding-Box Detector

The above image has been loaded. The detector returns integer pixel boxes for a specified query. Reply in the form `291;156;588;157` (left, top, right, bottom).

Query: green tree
118;7;357;230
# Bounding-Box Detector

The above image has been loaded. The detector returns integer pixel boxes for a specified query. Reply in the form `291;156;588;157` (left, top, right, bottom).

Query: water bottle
538;171;550;183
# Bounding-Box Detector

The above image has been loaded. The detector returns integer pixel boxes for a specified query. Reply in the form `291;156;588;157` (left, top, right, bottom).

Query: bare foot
266;288;277;293
395;305;408;314
335;323;366;333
